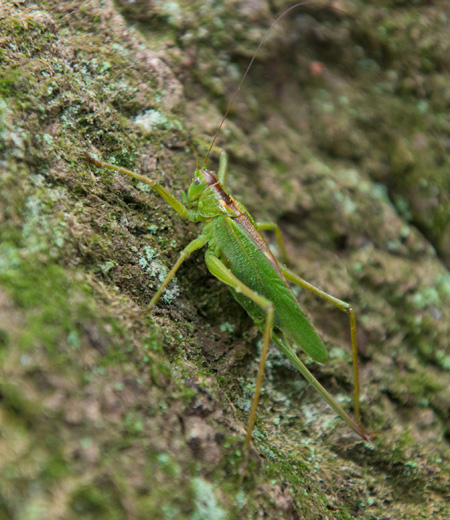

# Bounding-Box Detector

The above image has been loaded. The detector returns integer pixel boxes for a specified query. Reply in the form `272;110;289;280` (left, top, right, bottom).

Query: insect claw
83;153;100;167
129;309;142;319
138;306;154;317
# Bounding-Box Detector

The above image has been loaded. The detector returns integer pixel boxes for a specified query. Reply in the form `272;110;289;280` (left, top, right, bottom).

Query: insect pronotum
86;2;368;448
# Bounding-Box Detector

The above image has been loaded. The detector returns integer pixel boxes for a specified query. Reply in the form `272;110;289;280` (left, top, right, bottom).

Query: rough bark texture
1;1;449;518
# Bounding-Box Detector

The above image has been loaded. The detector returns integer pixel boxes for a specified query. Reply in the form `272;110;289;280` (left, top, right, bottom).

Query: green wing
212;215;327;364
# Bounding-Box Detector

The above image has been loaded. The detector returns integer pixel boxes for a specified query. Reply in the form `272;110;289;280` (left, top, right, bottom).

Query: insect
86;2;367;447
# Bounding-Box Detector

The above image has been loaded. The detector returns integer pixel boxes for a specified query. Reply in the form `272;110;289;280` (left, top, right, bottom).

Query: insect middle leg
281;266;362;424
204;250;274;449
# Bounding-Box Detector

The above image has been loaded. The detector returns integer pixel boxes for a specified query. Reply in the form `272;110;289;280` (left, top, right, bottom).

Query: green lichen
138;245;180;304
191;478;227;520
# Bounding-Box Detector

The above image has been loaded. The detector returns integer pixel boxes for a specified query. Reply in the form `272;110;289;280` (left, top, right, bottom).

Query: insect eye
194;177;201;185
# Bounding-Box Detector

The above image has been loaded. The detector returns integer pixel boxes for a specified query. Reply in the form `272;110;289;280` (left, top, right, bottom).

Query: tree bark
0;1;449;518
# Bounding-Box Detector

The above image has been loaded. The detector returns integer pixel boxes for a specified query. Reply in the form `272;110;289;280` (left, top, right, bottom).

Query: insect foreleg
256;221;290;265
86;156;190;219
217;151;228;186
204;250;274;449
281;266;361;425
140;234;209;315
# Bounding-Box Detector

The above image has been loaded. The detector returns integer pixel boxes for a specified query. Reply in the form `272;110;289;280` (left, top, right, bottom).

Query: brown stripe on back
208;177;288;282
210;180;234;207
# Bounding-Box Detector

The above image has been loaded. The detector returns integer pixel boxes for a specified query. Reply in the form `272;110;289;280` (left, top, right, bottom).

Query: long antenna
202;1;312;169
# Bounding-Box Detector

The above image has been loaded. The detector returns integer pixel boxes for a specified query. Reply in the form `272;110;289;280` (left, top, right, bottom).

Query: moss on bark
0;1;449;518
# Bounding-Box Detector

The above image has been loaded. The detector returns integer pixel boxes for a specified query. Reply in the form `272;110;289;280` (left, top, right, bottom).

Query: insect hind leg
204;251;274;449
281;266;362;425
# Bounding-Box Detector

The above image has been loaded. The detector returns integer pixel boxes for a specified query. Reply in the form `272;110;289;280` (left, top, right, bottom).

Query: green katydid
86;2;367;447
